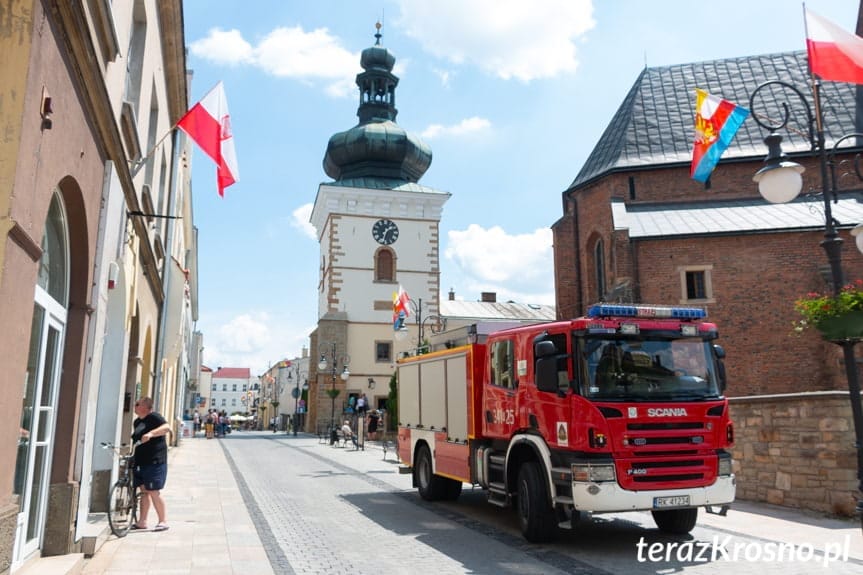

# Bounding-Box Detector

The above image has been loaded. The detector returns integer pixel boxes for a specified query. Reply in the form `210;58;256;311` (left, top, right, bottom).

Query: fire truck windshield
581;337;721;401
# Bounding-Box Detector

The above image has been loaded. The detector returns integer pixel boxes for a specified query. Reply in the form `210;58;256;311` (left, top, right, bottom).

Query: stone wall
729;392;859;516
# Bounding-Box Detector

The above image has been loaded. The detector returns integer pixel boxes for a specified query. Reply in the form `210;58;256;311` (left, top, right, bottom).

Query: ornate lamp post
271;364;286;433
749;79;863;529
287;362;308;436
318;342;350;443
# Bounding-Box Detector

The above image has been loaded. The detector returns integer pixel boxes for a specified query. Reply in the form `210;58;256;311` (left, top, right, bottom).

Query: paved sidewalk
81;434;273;575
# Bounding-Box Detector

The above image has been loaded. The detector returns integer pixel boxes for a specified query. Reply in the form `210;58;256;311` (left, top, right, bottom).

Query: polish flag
392;285;410;320
805;9;863;85
177;82;239;197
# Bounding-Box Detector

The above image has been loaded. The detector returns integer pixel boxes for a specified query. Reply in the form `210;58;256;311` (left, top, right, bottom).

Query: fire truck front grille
635;450;698;456
627;422;703;430
636;436;697;445
633;459;704;468
618;456;714;488
632;473;703;483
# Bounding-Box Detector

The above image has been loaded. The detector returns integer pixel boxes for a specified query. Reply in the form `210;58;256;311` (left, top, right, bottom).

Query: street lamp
271;366;283;433
287;362;308;436
749;79;863;529
318;342;350;443
393;297;446;354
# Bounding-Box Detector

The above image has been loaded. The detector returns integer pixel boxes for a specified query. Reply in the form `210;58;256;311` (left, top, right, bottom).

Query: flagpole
130;125;178;177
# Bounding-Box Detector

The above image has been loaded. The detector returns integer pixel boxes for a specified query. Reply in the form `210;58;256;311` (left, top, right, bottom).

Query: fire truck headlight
718;454;733;476
572;463;616;483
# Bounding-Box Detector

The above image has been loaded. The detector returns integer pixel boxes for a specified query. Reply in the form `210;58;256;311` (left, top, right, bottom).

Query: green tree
386;371;398;431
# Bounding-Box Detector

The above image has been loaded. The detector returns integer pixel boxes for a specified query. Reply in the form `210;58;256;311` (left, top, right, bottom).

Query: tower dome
323;24;432;182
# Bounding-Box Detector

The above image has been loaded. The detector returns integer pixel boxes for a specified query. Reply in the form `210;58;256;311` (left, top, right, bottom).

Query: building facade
210;368;253;415
0;0;194;569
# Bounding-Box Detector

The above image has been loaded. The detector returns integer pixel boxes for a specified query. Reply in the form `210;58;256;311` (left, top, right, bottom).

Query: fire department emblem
556;422;568;446
628;407;638;418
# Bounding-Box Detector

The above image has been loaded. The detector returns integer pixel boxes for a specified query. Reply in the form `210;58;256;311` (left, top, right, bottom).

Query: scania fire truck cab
398;304;736;543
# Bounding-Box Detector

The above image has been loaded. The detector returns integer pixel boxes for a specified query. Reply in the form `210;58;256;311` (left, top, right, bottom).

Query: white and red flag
392;285;410;329
805;8;863;85
177;82;239;197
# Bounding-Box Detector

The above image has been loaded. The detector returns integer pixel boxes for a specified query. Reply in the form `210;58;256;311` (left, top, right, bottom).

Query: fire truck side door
483;338;517;439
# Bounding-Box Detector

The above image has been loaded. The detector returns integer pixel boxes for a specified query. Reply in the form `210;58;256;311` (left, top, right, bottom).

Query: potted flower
794;279;863;341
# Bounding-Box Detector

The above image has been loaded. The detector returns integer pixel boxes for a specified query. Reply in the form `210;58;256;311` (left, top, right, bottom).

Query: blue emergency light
586;304;706;320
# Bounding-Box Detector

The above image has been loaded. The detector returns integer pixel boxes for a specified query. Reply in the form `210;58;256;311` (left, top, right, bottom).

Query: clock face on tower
372;219;399;245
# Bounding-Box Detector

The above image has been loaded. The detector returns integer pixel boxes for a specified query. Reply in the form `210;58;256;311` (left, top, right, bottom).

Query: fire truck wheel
415;444;446;501
651;508;698;534
516;462;557;543
442;478;463;501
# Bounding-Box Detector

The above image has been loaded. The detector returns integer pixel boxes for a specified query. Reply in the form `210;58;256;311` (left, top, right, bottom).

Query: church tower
309;25;450;427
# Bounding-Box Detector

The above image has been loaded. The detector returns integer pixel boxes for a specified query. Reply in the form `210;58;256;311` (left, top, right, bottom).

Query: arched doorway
12;192;69;563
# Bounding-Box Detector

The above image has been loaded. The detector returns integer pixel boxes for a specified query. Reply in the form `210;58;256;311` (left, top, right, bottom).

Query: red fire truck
396;304;735;542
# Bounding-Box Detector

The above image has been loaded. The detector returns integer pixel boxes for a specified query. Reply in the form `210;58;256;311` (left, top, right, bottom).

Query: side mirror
534;341;560;393
535;341;556;358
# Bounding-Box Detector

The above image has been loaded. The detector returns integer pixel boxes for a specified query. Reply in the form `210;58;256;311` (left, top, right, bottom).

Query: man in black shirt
131;396;172;531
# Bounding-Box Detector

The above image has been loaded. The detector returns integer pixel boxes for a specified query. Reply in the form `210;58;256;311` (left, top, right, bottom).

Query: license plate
653;495;690;508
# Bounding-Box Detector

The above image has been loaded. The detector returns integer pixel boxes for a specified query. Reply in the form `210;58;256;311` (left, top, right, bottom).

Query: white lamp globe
754;162;804;204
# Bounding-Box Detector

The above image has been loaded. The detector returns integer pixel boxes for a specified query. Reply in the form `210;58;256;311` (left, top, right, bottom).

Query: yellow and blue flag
690;89;749;183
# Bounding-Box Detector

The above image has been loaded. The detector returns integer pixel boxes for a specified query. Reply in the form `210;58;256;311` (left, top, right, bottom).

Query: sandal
153;523;169;532
129;523;148;531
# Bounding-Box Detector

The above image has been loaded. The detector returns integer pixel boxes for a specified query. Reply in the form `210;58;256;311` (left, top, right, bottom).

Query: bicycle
101;441;140;537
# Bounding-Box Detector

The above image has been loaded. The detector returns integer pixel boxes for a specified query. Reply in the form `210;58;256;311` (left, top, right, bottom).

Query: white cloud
203;312;271;371
444;224;554;304
432;67;452;88
395;0;595;81
421;116;491;139
202;312;314;374
188;28;254;65
189;26;359;98
292;203;317;240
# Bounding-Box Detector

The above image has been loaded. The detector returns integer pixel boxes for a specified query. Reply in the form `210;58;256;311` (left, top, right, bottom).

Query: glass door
13;192;68;566
13;294;65;562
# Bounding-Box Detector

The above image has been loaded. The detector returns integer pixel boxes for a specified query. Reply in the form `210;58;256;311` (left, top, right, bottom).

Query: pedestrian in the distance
357;393;367;415
341;420;358;448
367;410;380;440
131;396;171;532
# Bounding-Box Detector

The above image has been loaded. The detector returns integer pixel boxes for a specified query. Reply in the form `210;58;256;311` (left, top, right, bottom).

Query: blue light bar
586;304;706;320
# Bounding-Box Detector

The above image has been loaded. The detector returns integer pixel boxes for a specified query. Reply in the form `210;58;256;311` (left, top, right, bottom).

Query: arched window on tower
375;247;396;282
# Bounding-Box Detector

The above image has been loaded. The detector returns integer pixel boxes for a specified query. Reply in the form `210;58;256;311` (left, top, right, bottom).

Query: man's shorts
133;463;167;491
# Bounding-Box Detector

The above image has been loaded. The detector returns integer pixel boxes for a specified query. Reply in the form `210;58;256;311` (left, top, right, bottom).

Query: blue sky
182;0;857;374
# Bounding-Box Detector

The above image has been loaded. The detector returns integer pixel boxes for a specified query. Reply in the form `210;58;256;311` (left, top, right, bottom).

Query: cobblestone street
70;431;863;575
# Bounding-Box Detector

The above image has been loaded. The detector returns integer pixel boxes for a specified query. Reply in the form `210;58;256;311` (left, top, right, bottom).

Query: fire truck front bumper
569;475;736;513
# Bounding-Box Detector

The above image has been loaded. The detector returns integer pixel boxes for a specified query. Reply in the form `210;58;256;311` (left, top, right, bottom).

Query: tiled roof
212;367;251;379
611;195;863;238
441;299;556;321
569;51;860;190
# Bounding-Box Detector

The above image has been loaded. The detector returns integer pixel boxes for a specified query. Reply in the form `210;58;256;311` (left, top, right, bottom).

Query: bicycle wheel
107;481;136;537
